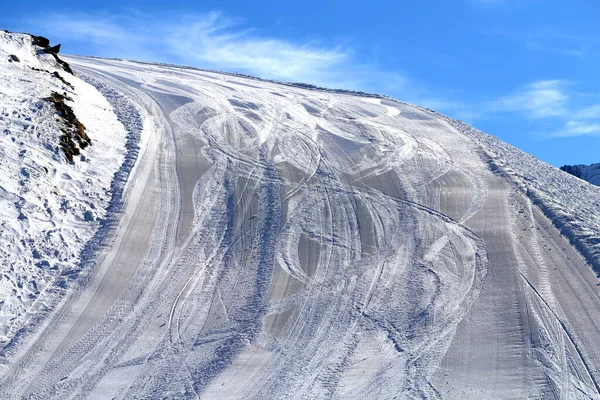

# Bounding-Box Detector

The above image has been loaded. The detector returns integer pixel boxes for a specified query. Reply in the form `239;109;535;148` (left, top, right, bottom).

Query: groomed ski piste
1;31;600;399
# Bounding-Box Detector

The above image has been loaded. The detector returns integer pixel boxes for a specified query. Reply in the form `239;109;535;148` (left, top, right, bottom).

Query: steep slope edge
0;31;128;349
441;117;600;275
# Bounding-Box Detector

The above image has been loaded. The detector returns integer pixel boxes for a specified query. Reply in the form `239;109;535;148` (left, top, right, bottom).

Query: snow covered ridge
560;163;600;187
0;30;127;345
83;55;390;99
426;110;600;273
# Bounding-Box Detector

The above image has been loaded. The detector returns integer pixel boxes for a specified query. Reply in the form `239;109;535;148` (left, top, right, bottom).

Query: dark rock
53;55;73;74
44;91;92;163
35;260;50;268
44;44;61;54
50;71;74;89
31;35;50;47
8;54;20;62
83;211;95;221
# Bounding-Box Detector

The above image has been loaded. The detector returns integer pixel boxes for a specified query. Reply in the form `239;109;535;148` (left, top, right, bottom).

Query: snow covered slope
561;163;600;187
0;31;127;345
1;42;600;399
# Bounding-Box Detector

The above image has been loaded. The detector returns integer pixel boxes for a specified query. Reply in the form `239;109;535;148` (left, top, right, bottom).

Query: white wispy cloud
22;11;398;91
489;80;569;119
24;13;160;62
488;80;600;137
27;10;598;139
575;104;600;120
23;12;350;85
164;14;350;85
557;121;600;137
21;10;469;113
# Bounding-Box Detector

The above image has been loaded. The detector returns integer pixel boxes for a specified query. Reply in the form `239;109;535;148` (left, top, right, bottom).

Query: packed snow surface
0;50;600;399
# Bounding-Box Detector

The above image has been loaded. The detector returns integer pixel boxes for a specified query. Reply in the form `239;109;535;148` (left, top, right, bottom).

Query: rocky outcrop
44;44;61;55
44;91;92;162
30;34;72;74
31;35;50;48
50;71;74;89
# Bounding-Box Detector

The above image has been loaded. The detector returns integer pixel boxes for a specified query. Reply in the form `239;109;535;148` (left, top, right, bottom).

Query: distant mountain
560;163;600;186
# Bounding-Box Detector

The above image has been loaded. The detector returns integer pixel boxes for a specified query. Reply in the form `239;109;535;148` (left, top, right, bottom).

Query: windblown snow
1;32;600;399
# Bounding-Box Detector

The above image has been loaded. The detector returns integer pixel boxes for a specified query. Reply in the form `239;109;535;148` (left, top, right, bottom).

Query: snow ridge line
0;72;142;360
72;55;389;100
480;150;600;278
418;107;600;278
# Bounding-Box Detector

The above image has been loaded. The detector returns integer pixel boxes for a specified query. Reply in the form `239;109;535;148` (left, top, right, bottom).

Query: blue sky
2;0;599;167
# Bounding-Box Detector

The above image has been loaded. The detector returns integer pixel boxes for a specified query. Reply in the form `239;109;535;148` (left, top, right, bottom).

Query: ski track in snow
1;55;600;399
